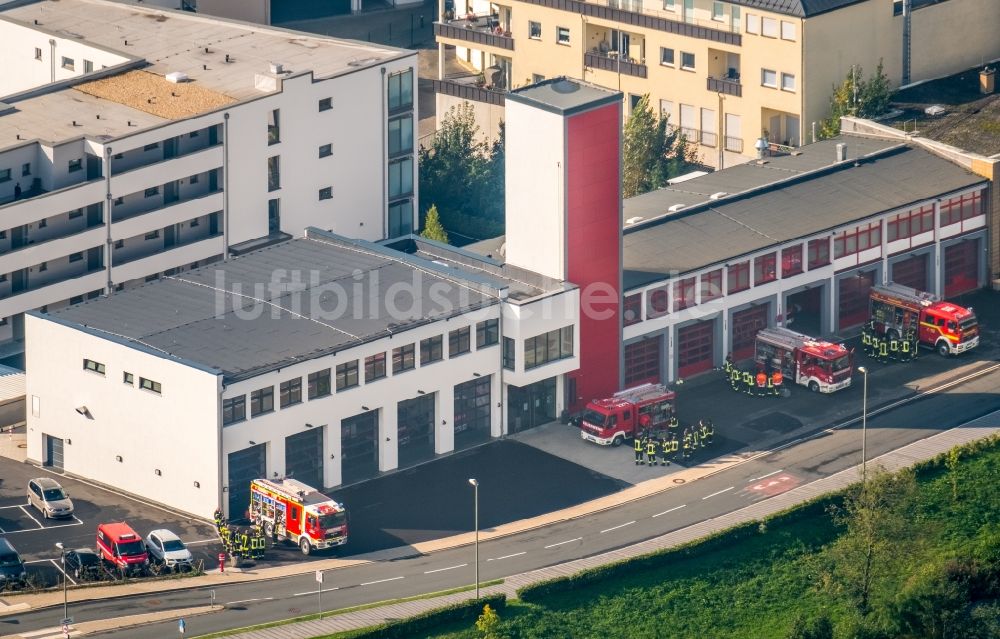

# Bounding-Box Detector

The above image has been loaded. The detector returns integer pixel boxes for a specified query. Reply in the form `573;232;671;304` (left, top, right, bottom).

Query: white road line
702;486;735;500
361;576;404;586
19;505;42;529
423;563;467;574
226;597;275;605
600;521;636;534
652;504;686;518
292;587;339;597
46;559;76;586
544;537;582;549
184;538;221;546
487;551;526;562
750;469;782;482
3;520;84;535
0;503;30;510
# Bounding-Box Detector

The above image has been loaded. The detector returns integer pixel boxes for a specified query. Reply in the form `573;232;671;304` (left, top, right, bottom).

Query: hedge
337;594;507;639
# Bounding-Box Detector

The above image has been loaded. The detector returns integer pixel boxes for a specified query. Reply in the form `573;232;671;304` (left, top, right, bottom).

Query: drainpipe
49;39;56;84
222;113;230;260
104;146;113;295
498;289;508;436
381;68;388;239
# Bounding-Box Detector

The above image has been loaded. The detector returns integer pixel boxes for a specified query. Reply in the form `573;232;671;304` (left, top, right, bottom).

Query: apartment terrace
435;11;515;51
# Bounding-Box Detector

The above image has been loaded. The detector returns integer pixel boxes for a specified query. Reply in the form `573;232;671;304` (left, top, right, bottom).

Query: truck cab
580;399;633;446
920;304;979;356
97;522;149;575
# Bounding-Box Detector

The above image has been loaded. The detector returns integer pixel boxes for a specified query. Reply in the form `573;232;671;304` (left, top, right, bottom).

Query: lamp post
55;542;67;623
857;366;869;486
468;478;479;599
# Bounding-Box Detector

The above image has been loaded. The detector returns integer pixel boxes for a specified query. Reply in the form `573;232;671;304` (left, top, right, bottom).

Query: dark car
0;538;26;588
64;548;101;580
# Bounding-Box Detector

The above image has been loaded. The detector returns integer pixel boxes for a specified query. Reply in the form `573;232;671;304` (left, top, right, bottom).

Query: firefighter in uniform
772;369;783;395
889;334;900;359
634;432;645;465
729;364;741;390
878;335;889;361
699;420;710;447
742;370;755;395
704;419;715;444
668;415;679;431
646;435;657;466
755;368;768;396
682;427;694;460
724;353;734;375
869;333;880;360
669;432;680;462
861;322;872;355
660;436;671;466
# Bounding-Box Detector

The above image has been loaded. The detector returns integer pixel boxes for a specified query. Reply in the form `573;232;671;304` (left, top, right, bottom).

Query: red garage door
624;337;661;387
944;239;980;297
677;320;714;379
890;254;928;291
731;304;769;361
838;269;876;330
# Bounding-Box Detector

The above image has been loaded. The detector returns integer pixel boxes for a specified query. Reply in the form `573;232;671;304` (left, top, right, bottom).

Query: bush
785;612;833;639
341;594;506;639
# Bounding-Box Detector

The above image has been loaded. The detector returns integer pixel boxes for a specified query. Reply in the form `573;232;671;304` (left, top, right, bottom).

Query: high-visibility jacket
773;371;783;386
742;371;754;386
669;416;679;429
756;372;767;388
635;437;644;453
646;440;657;455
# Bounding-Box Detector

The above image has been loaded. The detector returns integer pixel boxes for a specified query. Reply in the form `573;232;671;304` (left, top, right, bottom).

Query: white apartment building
0;0;418;347
26;229;580;519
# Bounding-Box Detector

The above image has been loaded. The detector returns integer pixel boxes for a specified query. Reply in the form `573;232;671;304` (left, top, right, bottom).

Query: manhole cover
673;478;685;484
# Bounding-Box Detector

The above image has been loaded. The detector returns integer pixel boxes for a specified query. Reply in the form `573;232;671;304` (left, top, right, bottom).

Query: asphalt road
7;360;999;638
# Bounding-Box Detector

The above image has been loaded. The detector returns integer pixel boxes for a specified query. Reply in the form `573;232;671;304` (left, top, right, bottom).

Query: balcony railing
707;76;742;97
724;136;744;153
435;20;515;50
432;79;506;106
700;131;717;147
679;127;699;142
584;50;648;79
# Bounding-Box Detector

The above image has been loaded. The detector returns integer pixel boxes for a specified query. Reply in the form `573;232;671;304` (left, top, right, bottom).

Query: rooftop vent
709;192;728;200
836;143;847;162
668;204;686;213
347;57;381;67
268;62;284;74
924;104;946;116
625;216;645;225
165;71;188;83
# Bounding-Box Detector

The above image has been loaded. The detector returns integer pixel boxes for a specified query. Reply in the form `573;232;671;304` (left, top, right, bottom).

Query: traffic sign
315;569;324;583
61;617;74;625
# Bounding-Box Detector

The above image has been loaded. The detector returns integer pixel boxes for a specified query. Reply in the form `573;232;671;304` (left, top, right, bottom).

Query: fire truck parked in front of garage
755;327;853;393
249;478;348;555
869;283;979;356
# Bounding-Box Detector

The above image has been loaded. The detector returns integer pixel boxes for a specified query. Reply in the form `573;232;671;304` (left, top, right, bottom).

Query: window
21;163;30;176
387;69;414;111
144;230;160;240
660;100;674;123
388;157;413;198
250;386;274;415
267;109;280;145
114;239;124;249
476;319;499;347
556;26;570;44
727;261;750;294
189;130;200;138
319;187;333;201
70;295;84;305
318;97;333;111
222;395;246;425
529;21;542;39
84;60;93;73
144;186;159;197
754;253;777;285
267;156;280;192
761;68;777;88
888;205;936;241
189;174;199;184
681;52;695;70
420;335;443;365
123;372;134;385
68;159;82;173
69;209;83;219
69;252;83;263
34;47;42;60
61;56;75;70
388;115;413;156
144;143;159;151
712;1;725;21
808;238;830;269
782;245;803;277
524;326;574;370
392;343;415;373
83;358;106;375
449;327;471;357
674;277;696;311
388;199;413;237
761;16;778;37
660;47;675;66
502;337;515;370
308;369;332;399
940;191;984;226
336;360;359;391
319;143;332;158
662;0;675;9
834;222;881;258
781;21;797;40
781;73;796;92
365;353;387;382
114;196;124;206
279;377;302;407
0;169;9;183
139;377;162;394
746;13;759;34
623;294;642;326
701;269;723;302
532;73;545;84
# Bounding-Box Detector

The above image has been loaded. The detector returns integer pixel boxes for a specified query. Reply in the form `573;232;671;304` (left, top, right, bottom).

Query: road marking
361;576;404;586
702;486;734;500
487;551;526;562
2;519;84;535
544;537;582;549
750;469;782;482
600;521;636;534
652;504;686;518
47;559;77;586
17;629;82;638
184;538;220;546
19;505;42;529
292;587;338;597
227;597;275;605
424;563;467;574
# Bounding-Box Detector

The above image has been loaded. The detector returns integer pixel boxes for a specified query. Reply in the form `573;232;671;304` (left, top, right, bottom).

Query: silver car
26;478;74;519
145;529;193;570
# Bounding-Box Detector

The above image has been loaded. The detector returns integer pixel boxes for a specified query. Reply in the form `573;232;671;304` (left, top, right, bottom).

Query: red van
96;522;149;575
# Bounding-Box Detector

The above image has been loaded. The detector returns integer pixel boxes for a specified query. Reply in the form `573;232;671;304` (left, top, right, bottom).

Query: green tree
420;204;449;243
475;603;504;639
623;95;699;198
785;612;834;639
820;61;892;138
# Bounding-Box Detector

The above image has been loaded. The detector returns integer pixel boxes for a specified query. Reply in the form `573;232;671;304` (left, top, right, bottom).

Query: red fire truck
96;522;149;575
755;327;853;393
869;283;979;356
579;383;676;446
249;478;348;555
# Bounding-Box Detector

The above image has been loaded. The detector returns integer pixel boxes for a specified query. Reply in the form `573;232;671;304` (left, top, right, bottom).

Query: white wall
25;314;222;519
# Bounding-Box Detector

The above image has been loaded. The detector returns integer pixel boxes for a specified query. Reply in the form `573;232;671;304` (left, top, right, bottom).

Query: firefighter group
861;321;919;362
633;417;715;466
723;354;784;396
213;509;267;562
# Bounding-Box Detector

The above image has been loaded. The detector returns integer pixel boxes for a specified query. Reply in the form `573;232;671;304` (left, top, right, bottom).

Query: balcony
0;179;105;230
0;267;105;320
435;15;514;51
432;79;507;106
707;76;742;97
584;50;648;79
112;190;223;241
111;143;223;199
0;225;105;277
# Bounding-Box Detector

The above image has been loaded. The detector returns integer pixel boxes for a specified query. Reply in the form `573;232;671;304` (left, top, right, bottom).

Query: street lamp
857;367;869;486
55;542;67;623
468;478;479;599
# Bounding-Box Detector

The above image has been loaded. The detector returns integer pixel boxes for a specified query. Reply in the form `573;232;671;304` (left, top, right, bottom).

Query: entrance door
731;305;768;360
838;269;876;330
454;376;491;450
227;443;266;520
285;428;323;490
507;377;556;434
44;434;64;470
341;410;378;485
164;225;176;249
944;239;980;297
786;287;823;336
890;253;928;291
677;320;714;378
397;394;436;468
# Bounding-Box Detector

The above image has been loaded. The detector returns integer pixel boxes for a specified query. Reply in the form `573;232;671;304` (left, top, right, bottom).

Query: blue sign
178;618;186;634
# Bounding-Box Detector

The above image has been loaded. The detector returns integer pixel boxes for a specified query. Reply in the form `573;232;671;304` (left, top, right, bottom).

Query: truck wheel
937;341;950;357
808;380;820;393
299;538;311;556
611;435;624;447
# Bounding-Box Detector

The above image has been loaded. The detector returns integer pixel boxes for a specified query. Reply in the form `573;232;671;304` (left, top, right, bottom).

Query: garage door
944;239;980;297
677;320;714;379
341;410;379;485
624;337;661;386
731;305;769;361
454;376;491;451
44;434;64;470
891;253;928;291
838;269;876;330
286;428;324;490
228;443;266;521
398;394;436;469
271;0;351;23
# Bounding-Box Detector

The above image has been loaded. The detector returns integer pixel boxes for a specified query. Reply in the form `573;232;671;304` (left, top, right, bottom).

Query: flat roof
47;231;508;382
0;0;410;143
623;142;987;290
507;77;621;117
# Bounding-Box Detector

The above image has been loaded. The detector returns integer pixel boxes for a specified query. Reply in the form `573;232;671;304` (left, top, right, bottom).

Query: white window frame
746;13;759;34
662;0;675;10
781;72;796;92
761;16;778;38
556;26;570;45
680;51;695;71
781;21;797;41
712;1;725;21
529;21;542;39
660;47;675;66
761;68;778;88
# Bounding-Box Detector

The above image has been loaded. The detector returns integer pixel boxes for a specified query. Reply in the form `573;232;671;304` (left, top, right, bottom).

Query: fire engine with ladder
249;478;348;555
579;383;676;446
755;327;853;393
869;283;979;356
